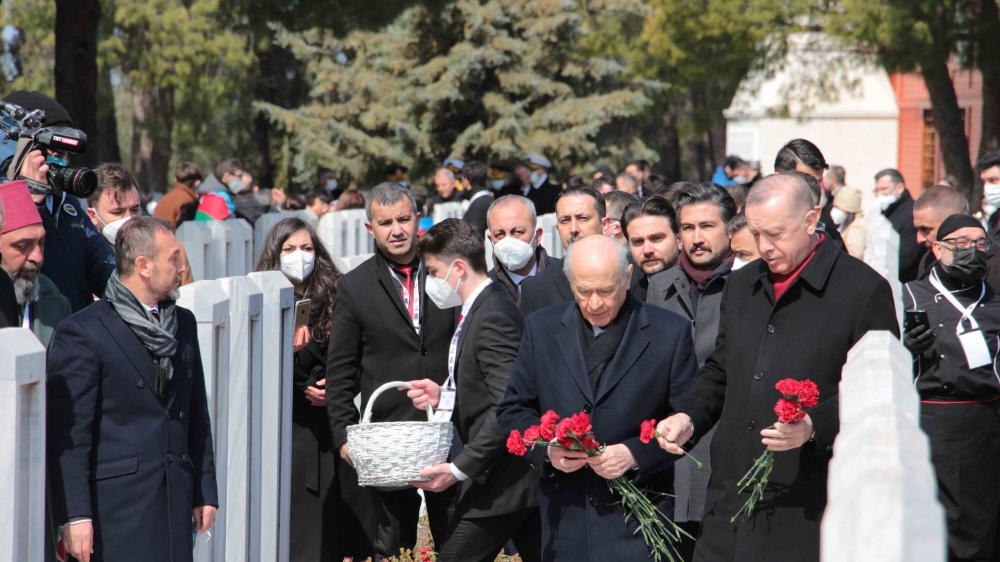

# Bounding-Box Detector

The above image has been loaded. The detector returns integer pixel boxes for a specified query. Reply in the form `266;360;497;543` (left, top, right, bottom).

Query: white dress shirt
506;262;537;292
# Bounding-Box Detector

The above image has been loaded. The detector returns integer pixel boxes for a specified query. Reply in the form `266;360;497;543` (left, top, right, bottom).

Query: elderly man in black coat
657;172;899;562
47;217;218;562
498;234;697;562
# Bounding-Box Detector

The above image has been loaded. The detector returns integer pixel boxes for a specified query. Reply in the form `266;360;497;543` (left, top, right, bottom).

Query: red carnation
524;425;542;444
640;419;657;444
775;378;801;397
420;547;433;562
507;429;527;456
555;412;592;449
539;410;560;440
774;398;804;424
796;380;820;408
578;434;601;452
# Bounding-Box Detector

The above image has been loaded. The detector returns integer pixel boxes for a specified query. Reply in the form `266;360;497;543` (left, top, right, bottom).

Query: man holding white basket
404;219;541;562
325;183;457;561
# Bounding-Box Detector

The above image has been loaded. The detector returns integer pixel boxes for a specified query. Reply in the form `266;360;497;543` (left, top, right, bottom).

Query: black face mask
941;246;989;286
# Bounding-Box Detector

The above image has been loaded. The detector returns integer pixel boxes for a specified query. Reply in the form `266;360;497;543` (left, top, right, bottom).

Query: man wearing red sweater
656;172;899;562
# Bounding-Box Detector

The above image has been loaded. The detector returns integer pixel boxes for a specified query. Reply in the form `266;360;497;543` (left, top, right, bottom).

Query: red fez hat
0;180;43;234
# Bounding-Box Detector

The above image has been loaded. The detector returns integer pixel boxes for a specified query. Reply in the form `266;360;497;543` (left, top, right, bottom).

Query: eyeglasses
939;237;993;252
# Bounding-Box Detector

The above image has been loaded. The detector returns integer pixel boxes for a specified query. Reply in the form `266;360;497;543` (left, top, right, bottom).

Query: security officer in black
903;214;1000;562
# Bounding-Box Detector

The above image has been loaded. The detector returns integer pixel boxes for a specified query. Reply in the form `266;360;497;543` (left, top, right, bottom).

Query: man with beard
646;184;736;556
619;197;681;302
487;195;559;304
48;216;217;562
656;173;898;562
0;180;71;347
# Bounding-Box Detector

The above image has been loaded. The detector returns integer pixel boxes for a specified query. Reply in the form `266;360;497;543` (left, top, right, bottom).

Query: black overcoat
680;238;899;562
47;300;218;562
497;296;697;562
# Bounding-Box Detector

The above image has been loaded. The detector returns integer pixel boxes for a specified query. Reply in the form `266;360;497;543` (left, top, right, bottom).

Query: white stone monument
178;281;231;562
226;220;254;277
822;331;946;562
432;201;466;224
318;209;374;259
537;213;564;259
247;272;295;562
176;221;216;282
0;328;46;562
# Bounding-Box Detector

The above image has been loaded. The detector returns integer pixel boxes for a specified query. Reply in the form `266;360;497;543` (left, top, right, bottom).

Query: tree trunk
678;90;709;182
131;87;151;188
150;87;174;193
920;59;974;202
978;0;1000;164
659;108;681;183
54;0;101;169
96;63;120;164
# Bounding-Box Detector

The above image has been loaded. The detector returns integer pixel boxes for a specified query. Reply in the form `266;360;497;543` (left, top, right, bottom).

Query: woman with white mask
831;188;866;259
255;218;374;561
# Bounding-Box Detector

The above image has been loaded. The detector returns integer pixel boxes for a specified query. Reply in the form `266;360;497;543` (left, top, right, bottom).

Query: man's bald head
913;185;970;247
564;235;632;328
745;173;816;215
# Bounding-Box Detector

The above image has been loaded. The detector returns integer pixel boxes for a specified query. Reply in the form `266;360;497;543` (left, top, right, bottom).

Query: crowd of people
3;87;1000;562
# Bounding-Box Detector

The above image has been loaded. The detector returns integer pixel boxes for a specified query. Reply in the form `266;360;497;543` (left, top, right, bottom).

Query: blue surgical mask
46;155;68;167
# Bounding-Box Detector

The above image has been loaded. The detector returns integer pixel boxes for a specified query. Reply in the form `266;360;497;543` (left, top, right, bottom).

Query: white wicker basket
348;381;454;487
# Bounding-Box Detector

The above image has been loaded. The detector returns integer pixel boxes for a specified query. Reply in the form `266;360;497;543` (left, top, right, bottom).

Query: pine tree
256;0;659;189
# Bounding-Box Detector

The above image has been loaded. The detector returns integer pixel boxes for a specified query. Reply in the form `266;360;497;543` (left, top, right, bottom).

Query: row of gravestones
0;272;297;562
177;205;566;281
821;209;945;560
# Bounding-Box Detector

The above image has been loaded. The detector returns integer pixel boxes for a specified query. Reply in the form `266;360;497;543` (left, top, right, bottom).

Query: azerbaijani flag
195;192;232;221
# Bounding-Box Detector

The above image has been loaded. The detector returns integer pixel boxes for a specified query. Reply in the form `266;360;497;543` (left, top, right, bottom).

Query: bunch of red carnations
731;378;820;523
639;420;711;476
507;410;691;562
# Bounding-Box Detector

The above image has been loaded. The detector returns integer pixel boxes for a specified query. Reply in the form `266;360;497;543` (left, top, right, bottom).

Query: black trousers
371;486;456;561
922;399;1000;562
437;507;542;562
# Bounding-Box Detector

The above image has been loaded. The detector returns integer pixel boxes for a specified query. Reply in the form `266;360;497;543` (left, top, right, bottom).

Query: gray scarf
104;271;178;396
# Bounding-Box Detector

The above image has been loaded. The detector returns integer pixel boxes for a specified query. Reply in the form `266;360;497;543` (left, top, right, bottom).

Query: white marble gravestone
537;213;564;259
176;221;216;282
432;201;466;224
226;220;254;277
0;328;46;562
318;209;374;259
178;281;231;562
247;272;294;562
863;212;903;331
252;211;319;264
218;277;263;562
822;331;945;562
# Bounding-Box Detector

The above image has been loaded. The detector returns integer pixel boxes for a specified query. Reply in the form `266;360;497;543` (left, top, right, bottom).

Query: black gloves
903;324;936;355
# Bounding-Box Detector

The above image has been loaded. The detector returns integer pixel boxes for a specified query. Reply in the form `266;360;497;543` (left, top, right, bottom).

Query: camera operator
902;214;1000;561
1;91;115;312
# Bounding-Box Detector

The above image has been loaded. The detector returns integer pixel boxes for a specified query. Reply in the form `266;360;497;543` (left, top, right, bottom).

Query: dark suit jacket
326;251;456;449
450;283;538;518
525;180;561;216
882;190;926;283
462;190;493;237
0;269;17;328
30;273;72;348
518;254;641;317
47;300;218;562
497;296;697;561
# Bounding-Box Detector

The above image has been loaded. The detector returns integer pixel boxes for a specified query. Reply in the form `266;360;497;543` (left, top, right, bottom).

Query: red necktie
394;265;415;320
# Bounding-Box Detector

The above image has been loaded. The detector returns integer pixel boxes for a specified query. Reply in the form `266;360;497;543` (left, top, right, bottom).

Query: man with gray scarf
47;216;218;562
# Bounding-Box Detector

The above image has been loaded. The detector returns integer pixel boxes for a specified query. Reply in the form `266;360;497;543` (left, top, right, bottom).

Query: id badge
958;330;993;369
434;389;456;421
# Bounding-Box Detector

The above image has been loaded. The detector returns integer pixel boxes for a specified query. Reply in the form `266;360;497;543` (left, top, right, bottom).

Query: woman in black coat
256;217;375;561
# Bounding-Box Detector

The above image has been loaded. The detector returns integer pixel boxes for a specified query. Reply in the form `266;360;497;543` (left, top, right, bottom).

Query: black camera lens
47;165;97;199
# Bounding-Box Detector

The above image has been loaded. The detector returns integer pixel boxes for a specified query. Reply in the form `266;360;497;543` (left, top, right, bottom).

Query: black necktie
150;309;160;322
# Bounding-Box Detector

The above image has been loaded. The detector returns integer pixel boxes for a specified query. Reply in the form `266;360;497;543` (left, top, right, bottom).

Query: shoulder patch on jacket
62;203;78;216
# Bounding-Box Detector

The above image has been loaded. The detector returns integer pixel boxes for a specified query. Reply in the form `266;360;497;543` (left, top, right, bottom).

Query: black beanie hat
1;90;73;126
936;214;985;241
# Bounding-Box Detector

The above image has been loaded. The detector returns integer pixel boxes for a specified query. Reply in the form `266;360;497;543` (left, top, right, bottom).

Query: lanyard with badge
929;270;992;369
434;314;465;422
388;262;422;333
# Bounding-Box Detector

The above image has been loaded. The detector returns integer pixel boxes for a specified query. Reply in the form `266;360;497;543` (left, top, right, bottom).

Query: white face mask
325;179;338;192
426;262;463;309
732;257;749;271
876;193;899;211
280;250;316;283
226;177;245;194
494;236;535;271
984;202;998;217
830;207;849;226
491;179;506;191
984;183;1000;207
94;212;131;245
530;170;545;188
